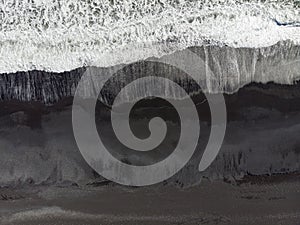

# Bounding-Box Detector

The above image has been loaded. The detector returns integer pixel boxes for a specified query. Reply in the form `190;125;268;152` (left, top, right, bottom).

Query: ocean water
0;0;299;73
0;0;299;188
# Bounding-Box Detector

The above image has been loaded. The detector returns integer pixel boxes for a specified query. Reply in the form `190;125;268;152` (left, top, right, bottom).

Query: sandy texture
0;178;299;225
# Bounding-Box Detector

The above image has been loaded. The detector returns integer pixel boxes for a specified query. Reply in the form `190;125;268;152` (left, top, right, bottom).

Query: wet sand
0;178;299;225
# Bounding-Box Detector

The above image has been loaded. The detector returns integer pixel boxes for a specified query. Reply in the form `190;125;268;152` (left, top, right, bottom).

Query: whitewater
0;0;299;73
0;0;299;188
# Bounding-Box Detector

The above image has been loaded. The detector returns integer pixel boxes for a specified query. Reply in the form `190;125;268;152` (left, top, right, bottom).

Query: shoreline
1;178;299;225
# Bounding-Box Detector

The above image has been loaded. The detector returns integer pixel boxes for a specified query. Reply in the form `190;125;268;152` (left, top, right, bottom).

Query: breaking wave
0;0;299;73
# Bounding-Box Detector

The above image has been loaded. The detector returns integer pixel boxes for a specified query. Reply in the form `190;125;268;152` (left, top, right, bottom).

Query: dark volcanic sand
0;178;299;225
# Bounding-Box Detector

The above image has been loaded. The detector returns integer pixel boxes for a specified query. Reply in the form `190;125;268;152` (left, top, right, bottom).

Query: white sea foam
2;206;194;224
2;207;104;223
0;0;299;73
